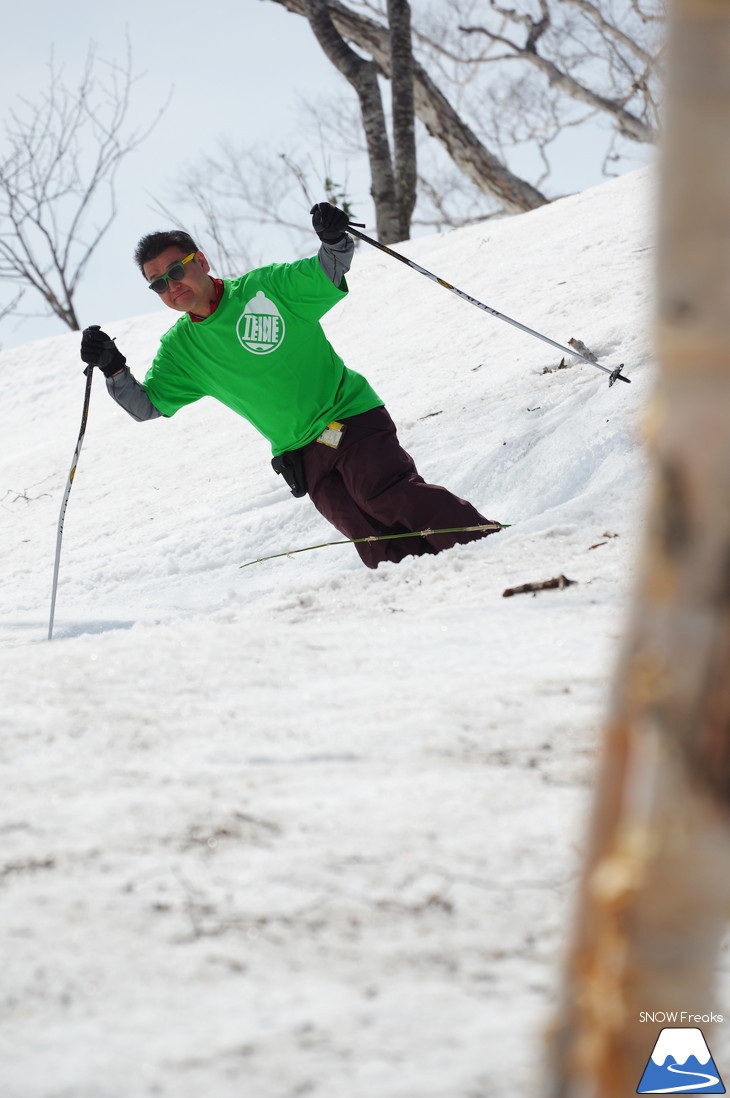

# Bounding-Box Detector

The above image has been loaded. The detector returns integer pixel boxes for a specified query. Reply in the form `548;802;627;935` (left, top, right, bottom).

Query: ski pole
48;364;95;641
346;223;630;387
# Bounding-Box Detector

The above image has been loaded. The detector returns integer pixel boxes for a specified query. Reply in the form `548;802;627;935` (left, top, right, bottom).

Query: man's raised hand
310;202;350;244
80;325;126;378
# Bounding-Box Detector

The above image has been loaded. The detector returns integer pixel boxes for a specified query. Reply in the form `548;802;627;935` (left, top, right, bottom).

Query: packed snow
2;166;726;1097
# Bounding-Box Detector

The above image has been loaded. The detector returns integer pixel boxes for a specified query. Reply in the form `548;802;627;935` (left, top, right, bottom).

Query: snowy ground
4;167;722;1097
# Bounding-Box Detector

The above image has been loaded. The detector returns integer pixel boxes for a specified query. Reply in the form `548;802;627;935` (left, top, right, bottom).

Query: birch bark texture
545;1;730;1094
302;0;402;242
301;0;436;240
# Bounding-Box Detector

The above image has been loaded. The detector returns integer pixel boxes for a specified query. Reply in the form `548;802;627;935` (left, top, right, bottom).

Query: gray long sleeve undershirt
316;232;354;289
106;234;355;422
106;368;164;421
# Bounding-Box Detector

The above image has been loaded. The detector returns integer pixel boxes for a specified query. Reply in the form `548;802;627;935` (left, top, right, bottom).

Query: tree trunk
302;0;402;242
387;0;417;239
267;0;548;213
545;1;730;1094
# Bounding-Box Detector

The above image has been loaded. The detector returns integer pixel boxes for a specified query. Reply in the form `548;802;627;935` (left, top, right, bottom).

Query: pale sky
1;0;653;352
0;0;351;349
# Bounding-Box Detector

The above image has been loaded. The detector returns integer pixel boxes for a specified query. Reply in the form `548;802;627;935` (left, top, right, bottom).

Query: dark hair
134;230;199;275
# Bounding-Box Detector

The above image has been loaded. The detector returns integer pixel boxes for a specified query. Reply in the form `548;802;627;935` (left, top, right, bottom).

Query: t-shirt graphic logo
236;291;286;355
637;1028;725;1093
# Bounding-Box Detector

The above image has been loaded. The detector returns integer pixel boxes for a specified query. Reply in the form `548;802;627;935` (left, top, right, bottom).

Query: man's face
143;247;214;316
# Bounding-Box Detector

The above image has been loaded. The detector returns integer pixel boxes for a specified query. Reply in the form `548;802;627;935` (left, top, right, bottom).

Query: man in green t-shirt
79;202;501;568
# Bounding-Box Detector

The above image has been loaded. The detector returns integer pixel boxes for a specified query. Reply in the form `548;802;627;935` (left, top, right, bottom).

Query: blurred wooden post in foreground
545;1;730;1094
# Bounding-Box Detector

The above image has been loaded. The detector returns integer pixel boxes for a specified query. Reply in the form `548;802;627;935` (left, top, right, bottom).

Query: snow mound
0;167;695;1098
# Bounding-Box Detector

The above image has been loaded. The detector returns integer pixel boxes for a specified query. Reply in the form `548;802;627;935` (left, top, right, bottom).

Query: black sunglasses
148;252;197;294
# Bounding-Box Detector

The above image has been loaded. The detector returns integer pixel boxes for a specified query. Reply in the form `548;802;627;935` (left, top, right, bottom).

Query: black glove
80;325;126;378
310;201;349;244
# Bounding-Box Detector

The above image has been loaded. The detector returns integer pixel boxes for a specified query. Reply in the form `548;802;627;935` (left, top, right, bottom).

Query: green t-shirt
143;255;382;455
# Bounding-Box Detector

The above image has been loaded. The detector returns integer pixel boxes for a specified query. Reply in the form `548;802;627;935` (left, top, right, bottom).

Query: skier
80;202;501;568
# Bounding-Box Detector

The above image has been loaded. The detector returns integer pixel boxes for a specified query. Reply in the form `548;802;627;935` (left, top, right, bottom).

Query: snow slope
3;166;721;1098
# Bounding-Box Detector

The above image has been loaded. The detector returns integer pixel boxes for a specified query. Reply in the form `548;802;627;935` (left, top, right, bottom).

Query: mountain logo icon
637;1027;725;1093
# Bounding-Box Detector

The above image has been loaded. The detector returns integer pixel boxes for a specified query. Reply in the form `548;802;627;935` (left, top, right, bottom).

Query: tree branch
460;21;658;142
262;0;548;212
631;0;664;22
0;39;166;332
559;0;654;66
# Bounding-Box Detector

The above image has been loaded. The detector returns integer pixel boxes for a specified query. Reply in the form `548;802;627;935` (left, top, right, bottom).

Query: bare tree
172;98;510;273
545;0;730;1092
452;0;662;143
0;42;165;331
264;1;665;200
301;0;406;241
155;138;357;277
263;0;549;216
387;0;417;235
176;1;662;266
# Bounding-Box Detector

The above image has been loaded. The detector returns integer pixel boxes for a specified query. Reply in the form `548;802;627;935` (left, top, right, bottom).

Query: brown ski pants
300;406;498;568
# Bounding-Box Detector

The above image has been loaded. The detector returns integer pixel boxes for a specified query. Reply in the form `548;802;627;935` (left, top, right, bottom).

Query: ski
240;522;510;569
